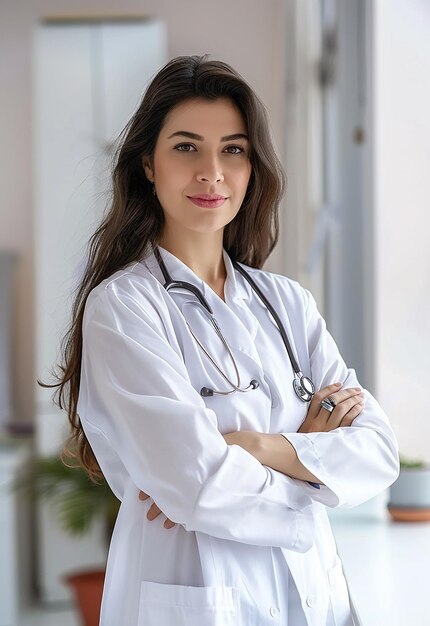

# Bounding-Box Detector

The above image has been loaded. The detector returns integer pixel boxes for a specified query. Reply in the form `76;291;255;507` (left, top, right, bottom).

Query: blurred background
0;0;429;625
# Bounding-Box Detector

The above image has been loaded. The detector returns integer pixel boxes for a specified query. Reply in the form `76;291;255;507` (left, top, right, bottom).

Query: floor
329;506;430;626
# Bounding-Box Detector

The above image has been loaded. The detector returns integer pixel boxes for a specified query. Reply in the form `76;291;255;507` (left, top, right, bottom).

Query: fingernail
335;382;342;386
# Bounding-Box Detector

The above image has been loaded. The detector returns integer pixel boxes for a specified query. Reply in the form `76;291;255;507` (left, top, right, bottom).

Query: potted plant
17;454;120;626
388;454;430;522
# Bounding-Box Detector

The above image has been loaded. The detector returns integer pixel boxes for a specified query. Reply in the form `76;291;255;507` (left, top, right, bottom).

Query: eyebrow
167;131;249;142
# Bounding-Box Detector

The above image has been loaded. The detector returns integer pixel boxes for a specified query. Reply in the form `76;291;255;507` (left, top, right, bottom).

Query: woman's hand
138;491;176;529
298;383;365;433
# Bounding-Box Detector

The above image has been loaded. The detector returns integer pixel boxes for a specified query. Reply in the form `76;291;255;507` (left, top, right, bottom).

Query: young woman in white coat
47;54;399;625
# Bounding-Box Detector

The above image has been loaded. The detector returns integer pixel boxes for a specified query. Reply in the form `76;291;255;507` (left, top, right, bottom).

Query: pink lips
188;194;227;208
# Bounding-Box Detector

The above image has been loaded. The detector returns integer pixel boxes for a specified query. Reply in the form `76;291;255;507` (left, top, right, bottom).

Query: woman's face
143;97;252;238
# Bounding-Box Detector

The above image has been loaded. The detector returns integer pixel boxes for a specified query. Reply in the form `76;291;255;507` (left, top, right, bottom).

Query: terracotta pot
64;569;105;626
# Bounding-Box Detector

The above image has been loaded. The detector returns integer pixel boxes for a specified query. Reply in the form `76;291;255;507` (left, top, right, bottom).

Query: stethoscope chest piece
293;374;315;402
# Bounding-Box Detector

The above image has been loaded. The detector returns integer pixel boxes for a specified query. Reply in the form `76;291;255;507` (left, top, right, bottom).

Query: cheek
157;158;192;189
235;163;252;193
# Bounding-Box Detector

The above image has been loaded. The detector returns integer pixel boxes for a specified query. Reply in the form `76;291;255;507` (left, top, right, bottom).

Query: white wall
0;0;288;425
373;0;430;460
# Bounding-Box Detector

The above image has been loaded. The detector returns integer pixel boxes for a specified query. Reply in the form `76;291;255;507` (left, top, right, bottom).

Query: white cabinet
32;17;167;602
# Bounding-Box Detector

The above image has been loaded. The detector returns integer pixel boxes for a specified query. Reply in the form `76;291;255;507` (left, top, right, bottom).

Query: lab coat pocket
138;580;239;626
327;556;353;626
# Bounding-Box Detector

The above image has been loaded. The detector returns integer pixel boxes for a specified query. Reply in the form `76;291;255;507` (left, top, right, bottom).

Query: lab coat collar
143;244;251;304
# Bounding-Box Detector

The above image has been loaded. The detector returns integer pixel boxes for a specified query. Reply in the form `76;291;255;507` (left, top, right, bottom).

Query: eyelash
174;143;245;155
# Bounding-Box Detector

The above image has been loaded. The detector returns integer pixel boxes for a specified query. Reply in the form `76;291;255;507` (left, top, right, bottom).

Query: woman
48;55;399;625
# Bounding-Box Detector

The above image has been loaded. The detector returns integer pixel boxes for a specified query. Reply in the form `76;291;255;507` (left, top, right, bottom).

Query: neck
157;229;226;285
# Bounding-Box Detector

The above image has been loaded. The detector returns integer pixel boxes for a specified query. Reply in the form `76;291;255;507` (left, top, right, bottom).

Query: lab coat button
269;606;279;617
306;596;314;607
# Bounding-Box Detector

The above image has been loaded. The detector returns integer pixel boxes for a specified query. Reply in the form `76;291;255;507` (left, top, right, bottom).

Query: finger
313;383;342;405
164;519;176;529
326;394;365;428
139;491;150;500
317;388;363;421
308;383;343;419
323;386;363;407
146;502;162;520
339;401;365;427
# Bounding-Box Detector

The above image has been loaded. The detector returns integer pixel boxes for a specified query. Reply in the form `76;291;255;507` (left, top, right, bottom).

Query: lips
187;195;227;208
188;194;227;201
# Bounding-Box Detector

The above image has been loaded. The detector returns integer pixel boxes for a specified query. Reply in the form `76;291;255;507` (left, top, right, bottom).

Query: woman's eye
224;145;244;154
174;143;245;154
175;143;196;152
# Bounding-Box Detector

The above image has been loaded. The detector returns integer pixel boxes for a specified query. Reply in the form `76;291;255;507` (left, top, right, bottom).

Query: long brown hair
39;54;287;481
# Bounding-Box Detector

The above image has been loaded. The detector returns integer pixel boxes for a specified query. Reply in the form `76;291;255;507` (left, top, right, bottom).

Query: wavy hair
39;54;287;480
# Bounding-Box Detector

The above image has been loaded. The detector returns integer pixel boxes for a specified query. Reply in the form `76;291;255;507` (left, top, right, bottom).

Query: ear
142;156;154;182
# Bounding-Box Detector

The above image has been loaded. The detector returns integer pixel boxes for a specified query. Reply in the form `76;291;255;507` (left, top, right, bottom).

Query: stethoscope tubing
231;259;301;375
152;245;314;402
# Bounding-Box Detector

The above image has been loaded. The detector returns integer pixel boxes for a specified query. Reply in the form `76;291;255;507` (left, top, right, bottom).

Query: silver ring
321;398;336;413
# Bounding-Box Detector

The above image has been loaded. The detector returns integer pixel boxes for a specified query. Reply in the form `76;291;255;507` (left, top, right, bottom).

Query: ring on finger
321;397;337;413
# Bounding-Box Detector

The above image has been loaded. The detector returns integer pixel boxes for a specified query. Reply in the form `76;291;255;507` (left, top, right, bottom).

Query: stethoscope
153;246;315;403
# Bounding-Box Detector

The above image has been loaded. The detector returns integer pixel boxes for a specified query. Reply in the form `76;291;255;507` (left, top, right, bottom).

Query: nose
196;155;224;184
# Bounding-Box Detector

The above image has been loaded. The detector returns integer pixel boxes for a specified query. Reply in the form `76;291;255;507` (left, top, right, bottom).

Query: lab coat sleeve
280;289;400;508
77;283;315;550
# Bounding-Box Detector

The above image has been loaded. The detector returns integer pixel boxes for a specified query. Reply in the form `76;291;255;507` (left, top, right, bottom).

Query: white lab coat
77;245;399;626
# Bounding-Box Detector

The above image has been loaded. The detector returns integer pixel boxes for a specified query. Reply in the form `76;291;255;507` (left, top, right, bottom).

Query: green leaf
399;454;426;469
14;455;120;539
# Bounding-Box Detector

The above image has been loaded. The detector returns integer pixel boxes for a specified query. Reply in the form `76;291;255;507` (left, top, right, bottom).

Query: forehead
160;97;247;136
